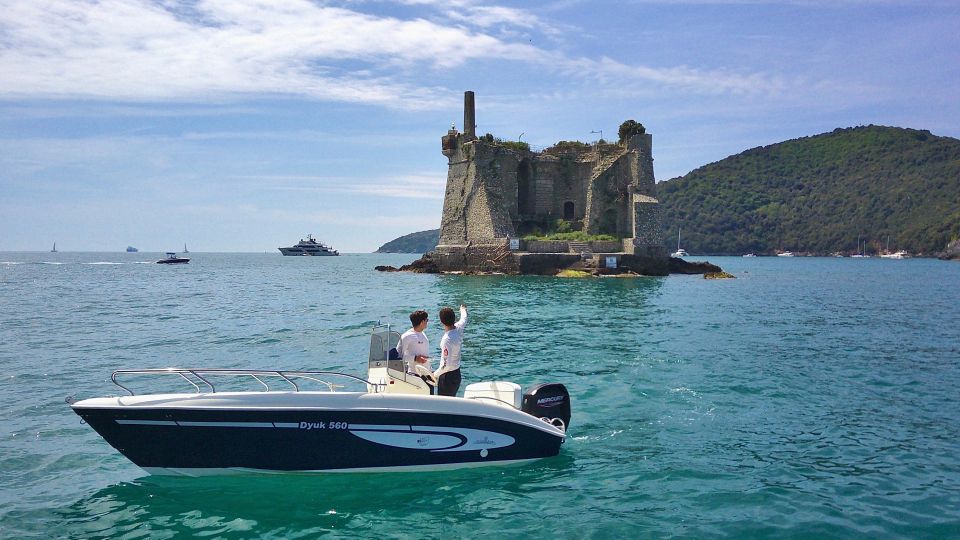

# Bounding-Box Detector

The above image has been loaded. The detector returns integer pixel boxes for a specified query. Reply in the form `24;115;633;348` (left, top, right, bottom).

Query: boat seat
464;381;521;409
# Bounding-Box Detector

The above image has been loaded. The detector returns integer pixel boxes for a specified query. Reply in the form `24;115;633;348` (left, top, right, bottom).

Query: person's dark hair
409;310;428;327
439;307;455;327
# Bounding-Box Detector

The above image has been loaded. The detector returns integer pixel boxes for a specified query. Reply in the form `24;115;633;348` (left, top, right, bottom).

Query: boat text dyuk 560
69;323;570;475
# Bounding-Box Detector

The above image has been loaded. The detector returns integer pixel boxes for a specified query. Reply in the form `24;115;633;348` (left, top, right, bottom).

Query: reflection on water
58;456;577;537
430;275;665;382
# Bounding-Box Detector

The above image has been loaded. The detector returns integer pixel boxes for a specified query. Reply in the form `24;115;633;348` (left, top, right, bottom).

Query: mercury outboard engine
521;383;571;431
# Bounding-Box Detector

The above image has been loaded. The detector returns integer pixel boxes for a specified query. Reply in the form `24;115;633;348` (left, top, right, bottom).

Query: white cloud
623;0;952;5
0;0;789;107
0;0;534;107
257;172;446;200
558;56;788;96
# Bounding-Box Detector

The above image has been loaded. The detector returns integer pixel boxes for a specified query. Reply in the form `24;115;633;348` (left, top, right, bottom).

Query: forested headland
658;126;960;255
375;229;439;253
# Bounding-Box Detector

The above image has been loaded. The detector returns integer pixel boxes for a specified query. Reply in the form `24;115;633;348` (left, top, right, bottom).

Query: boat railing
111;368;383;396
464;395;518;409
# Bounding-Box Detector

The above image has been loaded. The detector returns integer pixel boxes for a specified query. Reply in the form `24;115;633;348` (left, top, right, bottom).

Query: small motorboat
68;323;570;475
157;252;190;264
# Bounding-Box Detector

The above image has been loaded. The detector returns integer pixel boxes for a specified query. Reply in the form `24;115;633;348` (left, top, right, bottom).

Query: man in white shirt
434;304;467;397
397;310;433;392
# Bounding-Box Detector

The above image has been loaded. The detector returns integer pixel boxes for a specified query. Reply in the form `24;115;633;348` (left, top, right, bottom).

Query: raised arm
455;304;467;330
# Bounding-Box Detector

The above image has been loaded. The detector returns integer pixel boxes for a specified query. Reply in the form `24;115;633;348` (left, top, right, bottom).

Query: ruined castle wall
533;158;557;216
432;240;521;273
466;143;517;242
545;156;591;221
584;150;632;237
632;194;664;248
628;133;655;196
438;149;471;245
525;240;570;253
439;140;517;246
498;152;520;220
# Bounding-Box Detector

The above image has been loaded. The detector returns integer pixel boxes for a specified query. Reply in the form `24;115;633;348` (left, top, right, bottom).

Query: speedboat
68;323;570;475
278;234;339;256
157;252;189;264
777;251;795;257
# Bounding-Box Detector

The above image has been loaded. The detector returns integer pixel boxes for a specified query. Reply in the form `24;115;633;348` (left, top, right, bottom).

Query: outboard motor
521;383;571;431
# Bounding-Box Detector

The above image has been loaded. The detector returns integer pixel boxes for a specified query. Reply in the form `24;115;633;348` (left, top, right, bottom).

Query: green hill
657;126;960;255
375;229;439;253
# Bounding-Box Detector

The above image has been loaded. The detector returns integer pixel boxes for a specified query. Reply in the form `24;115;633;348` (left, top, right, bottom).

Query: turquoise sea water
1;252;959;538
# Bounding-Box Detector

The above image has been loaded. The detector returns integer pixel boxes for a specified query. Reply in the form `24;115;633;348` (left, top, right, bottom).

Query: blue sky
1;0;957;252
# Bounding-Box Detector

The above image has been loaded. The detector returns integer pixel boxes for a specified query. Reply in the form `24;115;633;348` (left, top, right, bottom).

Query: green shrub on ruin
522;231;617;242
618;120;646;144
545;140;590;154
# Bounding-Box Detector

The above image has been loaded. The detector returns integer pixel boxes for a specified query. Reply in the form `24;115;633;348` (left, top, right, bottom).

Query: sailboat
51;242;57;253
184;243;189;254
880;236;909;259
851;234;870;258
671;227;688;257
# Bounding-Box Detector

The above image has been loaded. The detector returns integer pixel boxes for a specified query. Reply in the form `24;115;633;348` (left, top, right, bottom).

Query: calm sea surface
1;252;958;538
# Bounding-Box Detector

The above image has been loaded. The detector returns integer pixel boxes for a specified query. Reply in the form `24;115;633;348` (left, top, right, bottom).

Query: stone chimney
463;91;476;141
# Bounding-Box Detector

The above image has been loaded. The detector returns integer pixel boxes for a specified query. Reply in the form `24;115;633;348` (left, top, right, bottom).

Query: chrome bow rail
111;368;381;396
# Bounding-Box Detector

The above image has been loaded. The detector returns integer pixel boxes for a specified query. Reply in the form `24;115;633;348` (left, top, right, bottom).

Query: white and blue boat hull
72;392;565;474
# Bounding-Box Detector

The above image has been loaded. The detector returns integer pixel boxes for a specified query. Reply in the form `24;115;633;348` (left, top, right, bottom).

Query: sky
1;0;958;253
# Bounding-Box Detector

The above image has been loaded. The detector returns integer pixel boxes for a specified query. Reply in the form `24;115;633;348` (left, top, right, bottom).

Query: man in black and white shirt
397;310;432;392
434;304;467;397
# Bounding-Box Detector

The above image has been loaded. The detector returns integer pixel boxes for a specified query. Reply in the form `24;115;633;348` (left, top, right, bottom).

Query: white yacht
777;251;795;257
278;234;339;256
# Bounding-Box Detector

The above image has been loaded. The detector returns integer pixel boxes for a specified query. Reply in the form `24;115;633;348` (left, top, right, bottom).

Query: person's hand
415;355;428;364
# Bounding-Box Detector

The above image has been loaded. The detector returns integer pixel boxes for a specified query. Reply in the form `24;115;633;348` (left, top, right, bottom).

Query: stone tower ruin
432;91;668;275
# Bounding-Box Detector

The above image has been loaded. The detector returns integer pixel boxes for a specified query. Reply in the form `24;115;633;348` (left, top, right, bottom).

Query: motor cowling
521;383;571;431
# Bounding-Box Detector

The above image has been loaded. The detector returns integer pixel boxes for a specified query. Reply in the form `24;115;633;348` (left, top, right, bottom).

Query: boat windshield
369;323;402;370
